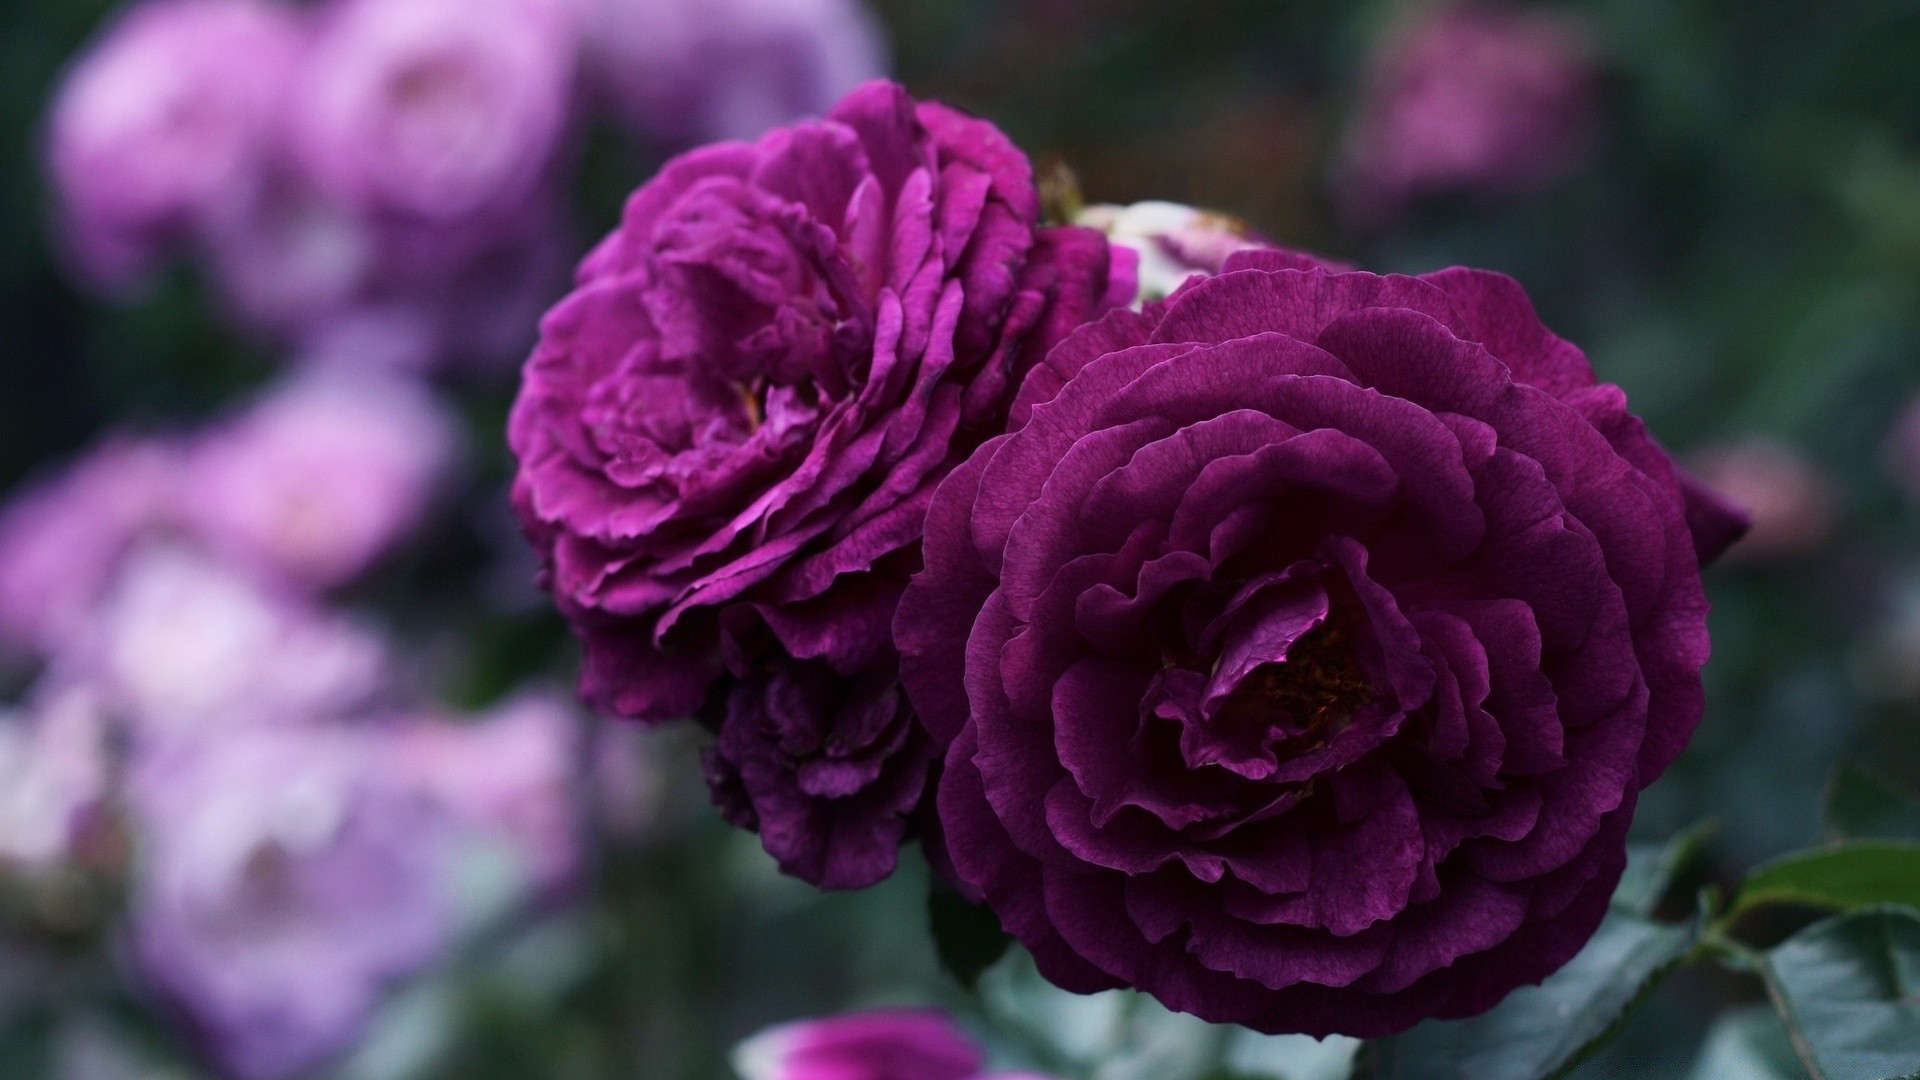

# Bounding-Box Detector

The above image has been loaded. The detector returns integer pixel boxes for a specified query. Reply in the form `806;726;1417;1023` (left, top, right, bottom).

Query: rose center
1221;622;1372;742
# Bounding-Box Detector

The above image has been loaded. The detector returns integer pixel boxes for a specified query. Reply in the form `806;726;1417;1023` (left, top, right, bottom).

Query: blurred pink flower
128;725;455;1080
586;0;886;145
1884;396;1920;506
1689;438;1833;561
0;684;112;873
203;170;378;341
182;373;456;590
1337;2;1599;224
45;0;304;287
395;690;583;904
79;545;386;742
0;437;182;658
292;0;578;225
732;1008;984;1080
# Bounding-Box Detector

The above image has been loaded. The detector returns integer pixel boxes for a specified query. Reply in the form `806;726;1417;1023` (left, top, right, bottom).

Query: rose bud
44;0;303;287
1689;438;1833;562
507;82;1131;887
731;1008;983;1080
1077;200;1275;304
1337;2;1599;225
898;255;1746;1036
586;0;887;146
702;657;935;888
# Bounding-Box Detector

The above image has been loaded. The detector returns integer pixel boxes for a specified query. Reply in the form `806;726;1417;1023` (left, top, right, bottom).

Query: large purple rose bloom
507;82;1128;885
898;255;1746;1037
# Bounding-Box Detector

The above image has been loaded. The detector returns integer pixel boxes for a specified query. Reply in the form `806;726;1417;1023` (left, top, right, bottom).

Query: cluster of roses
0;373;650;1080
45;0;884;370
510;80;1749;1037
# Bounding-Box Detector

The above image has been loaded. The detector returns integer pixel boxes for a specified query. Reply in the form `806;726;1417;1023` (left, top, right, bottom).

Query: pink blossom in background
0;685;111;873
202;170;377;343
0;437;182;658
1690;438;1834;561
732;1008;983;1080
181;373;456;590
292;0;578;226
44;0;304;287
205;173;573;370
363;199;578;370
79;545;386;743
128;726;455;1080
395;690;584;904
1337;2;1600;225
1884;396;1920;506
586;0;887;145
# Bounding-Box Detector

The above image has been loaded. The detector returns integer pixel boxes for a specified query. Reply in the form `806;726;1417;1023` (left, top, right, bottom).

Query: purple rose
181;373;455;590
44;0;303;287
128;726;454;1079
291;0;577;227
586;0;887;146
732;1008;984;1080
702;656;935;887
1337;2;1599;225
898;256;1747;1036
0;438;181;659
509;81;1127;719
509;81;1129;884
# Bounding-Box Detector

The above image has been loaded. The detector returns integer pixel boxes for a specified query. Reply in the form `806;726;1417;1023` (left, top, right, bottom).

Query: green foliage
929;879;1012;991
1730;842;1920;921
1825;766;1920;843
1615;819;1720;918
1685;1007;1804;1080
1757;906;1920;1080
1361;909;1699;1080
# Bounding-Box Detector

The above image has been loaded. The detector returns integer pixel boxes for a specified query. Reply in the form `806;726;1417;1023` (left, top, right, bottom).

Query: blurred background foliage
5;0;1920;1076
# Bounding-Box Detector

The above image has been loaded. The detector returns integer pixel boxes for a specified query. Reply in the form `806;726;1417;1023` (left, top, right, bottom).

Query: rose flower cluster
45;0;884;371
509;80;1748;1035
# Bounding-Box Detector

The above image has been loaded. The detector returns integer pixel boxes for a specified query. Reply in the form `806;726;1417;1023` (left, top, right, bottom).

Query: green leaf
1825;765;1920;842
1361;908;1699;1080
1730;842;1920;921
1686;1006;1806;1080
1614;820;1719;918
1759;905;1920;1080
928;880;1011;990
